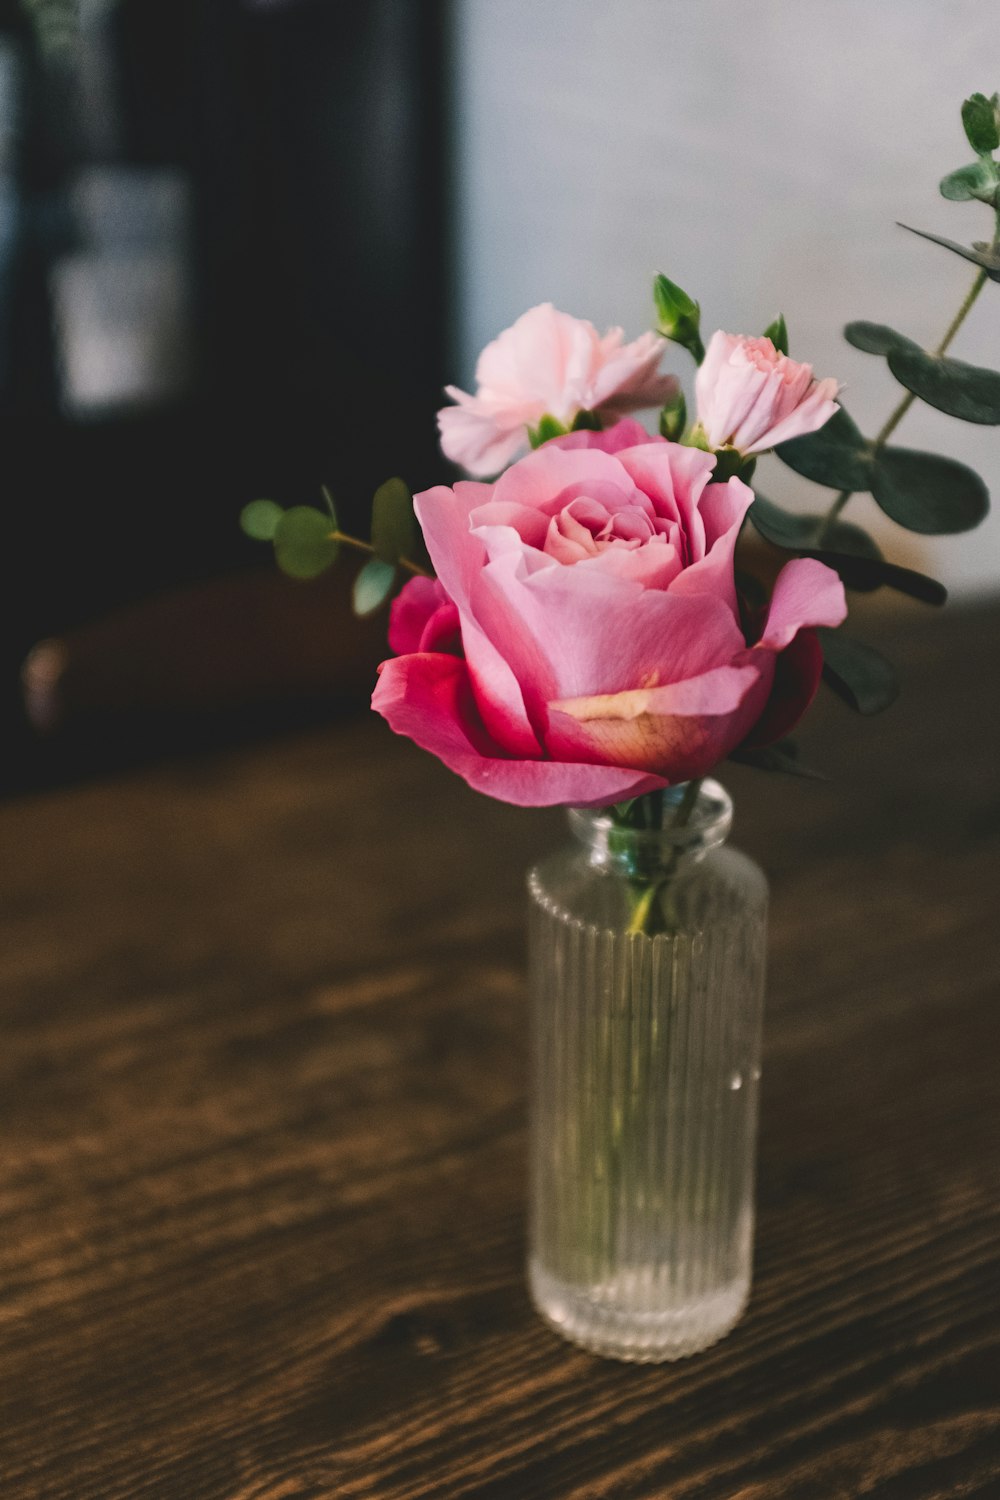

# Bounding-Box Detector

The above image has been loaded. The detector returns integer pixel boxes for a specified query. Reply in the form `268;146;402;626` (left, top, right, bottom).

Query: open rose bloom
373;421;847;807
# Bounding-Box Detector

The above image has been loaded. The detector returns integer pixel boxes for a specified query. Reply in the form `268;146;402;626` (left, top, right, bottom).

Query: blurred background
2;0;998;796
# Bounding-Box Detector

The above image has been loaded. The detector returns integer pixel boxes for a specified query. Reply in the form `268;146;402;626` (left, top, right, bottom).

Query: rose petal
372;652;667;808
759;557;848;651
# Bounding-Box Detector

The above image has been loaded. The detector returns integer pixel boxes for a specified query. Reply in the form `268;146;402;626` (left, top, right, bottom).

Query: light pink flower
437;303;679;477
372;422;847;807
695;331;840;455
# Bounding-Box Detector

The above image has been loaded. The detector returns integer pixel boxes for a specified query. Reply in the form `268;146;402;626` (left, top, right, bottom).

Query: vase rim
567;778;733;869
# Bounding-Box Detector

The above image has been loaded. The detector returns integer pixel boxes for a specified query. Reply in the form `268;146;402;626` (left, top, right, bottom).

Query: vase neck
568;780;733;878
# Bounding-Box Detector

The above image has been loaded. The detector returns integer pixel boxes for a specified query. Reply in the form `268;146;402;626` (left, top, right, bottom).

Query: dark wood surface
2;601;999;1499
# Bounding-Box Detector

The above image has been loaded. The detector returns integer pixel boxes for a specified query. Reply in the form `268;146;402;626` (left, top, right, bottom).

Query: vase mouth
568;779;733;870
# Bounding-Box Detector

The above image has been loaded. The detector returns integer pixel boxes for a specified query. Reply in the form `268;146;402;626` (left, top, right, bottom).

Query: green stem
328;531;432;578
817;222;997;544
625;778;703;937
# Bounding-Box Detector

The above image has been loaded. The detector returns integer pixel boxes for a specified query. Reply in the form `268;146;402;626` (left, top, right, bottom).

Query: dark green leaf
961;91;1000;155
748;494;822;548
352;557;397;616
240;499;284;541
775;406;874;492
371;477;416;564
658;388;686;442
806;549;947;605
939;159;1000;204
817;629;899;715
730;739;826;779
763;314;788;355
871;446;990;534
843;321;919;356
653;273;704;362
273;506;340;579
886;345;1000;424
898;223;1000;281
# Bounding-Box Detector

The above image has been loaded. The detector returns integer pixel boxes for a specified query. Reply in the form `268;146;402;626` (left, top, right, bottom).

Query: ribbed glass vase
526;780;767;1362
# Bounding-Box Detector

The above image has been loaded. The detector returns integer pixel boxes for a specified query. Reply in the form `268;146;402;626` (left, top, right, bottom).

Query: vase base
528;1259;750;1363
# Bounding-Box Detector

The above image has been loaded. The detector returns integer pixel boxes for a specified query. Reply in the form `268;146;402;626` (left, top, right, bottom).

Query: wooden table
2;602;999;1499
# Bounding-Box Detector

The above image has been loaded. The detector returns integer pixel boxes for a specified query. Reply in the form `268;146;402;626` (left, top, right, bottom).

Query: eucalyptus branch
818;211;1000;543
328;531;432;578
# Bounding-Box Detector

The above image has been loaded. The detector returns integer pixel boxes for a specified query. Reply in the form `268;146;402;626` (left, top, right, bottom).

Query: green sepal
240;499;284;541
871;446;990;534
898;223;1000;281
352;557;397;616
844;321;919;357
571;408;602;432
817;629;899;715
961;91;1000;155
775;406;874;492
653;273;705;362
939;159;1000;205
763;314;788;355
273;506;340;579
658;389;686;442
371;476;416;564
711;448;756;484
886;345;1000;425
528;413;570;448
730;739;826;780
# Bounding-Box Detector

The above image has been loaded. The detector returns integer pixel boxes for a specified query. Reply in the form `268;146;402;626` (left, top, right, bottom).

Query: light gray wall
453;0;1000;597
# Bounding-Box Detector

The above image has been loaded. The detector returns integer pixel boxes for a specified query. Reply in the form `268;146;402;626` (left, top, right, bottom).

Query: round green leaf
748;495;821;548
371;477;416;565
961;92;1000;155
886;345;1000;425
940;159;1000;204
843;322;919;356
871;447;990;534
353;557;397;616
240;499;284;541
775;407;874;492
808;549;946;605
817;630;900;715
273;506;340;579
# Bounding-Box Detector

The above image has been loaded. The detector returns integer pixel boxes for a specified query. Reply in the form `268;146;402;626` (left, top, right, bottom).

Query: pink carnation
437;303;679;477
373;422;847;807
695;331;840;455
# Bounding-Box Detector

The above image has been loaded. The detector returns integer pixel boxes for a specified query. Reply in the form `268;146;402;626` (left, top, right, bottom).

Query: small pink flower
373;423;847;807
437;303;679;477
695;331;840;455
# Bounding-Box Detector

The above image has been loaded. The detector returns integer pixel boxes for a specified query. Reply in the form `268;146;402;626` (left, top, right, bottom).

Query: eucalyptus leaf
886;345;1000;424
353;557;397;616
371;477;416;564
843;321;919;356
961;91;1000;155
775;407;874;492
747;495;880;556
898;224;1000;281
871;447;990;534
939;159;1000;205
817;630;900;715
763;314;788;355
730;739;826;780
273;506;340;579
240;499;284;541
806;549;947;605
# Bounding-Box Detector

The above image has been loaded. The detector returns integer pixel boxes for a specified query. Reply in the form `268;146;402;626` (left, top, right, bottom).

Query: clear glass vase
526;779;767;1362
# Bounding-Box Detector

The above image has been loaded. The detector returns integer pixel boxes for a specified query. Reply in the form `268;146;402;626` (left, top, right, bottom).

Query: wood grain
1;601;999;1499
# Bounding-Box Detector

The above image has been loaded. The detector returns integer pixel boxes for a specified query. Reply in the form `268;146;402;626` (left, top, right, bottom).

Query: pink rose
695;331;840;455
373;423;847;807
437;303;679;477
